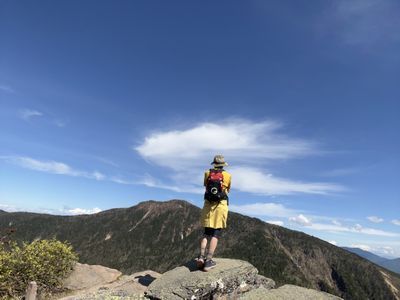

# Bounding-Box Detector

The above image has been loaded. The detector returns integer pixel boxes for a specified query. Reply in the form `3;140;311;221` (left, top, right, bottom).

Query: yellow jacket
201;168;231;229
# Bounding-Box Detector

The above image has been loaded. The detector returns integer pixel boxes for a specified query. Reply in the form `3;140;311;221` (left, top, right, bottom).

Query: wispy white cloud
1;156;105;181
322;167;360;177
230;202;297;218
0;203;102;215
329;240;338;246
289;214;312;226
231;166;344;195
95;157;119;167
134;119;344;196
136;173;203;194
367;216;384;223
391;219;400;226
109;177;135;185
19;109;43;121
324;0;400;48
135;119;316;170
54;120;67;127
0;85;14;93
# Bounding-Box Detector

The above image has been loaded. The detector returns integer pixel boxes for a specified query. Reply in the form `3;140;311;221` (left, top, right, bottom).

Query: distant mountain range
342;247;400;275
1;200;400;300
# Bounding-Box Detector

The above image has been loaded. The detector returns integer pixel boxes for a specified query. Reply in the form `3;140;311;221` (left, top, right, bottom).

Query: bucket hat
211;155;228;167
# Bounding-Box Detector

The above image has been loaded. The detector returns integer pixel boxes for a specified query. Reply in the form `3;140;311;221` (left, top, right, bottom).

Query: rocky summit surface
241;285;343;300
56;263;161;299
56;259;343;299
145;258;342;300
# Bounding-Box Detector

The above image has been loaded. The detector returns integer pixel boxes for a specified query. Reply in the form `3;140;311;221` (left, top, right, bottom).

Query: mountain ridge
1;199;399;300
343;247;400;275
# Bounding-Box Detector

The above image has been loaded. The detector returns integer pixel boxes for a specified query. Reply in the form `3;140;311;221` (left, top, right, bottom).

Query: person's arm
204;170;210;187
223;171;231;193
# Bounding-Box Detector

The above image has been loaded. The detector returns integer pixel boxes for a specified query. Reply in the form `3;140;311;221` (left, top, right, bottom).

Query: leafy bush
0;239;78;299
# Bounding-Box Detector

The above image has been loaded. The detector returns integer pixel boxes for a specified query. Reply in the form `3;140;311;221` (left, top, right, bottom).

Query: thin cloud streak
297;220;399;237
19;109;43;121
367;216;384;223
323;0;400;48
391;219;400;226
0;85;14;93
231;166;344;195
1;156;105;181
230;202;297;218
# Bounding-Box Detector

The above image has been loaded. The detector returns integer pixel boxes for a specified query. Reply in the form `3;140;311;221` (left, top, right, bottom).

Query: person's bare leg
197;236;208;268
206;237;218;260
200;236;208;257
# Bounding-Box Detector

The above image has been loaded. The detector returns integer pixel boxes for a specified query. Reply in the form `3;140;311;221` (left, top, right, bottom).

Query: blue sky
1;0;399;257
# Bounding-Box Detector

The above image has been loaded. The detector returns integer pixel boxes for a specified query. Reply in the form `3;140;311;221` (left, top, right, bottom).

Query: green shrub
0;239;78;299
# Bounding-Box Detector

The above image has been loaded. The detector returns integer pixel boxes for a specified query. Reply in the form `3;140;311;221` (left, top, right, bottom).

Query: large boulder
58;263;161;299
63;263;122;290
145;258;275;299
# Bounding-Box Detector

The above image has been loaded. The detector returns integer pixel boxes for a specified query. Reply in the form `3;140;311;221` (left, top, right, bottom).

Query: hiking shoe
195;256;205;269
203;259;216;271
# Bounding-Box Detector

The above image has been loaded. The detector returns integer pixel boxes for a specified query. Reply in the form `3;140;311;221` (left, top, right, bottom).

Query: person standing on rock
196;155;231;271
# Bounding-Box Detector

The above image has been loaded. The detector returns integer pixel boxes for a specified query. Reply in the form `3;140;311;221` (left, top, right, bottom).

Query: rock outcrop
145;258;342;300
63;263;123;290
57;263;160;299
146;258;274;299
241;285;342;300
58;259;342;299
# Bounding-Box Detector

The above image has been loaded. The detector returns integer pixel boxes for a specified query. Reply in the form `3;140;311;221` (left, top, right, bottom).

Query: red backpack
204;169;226;202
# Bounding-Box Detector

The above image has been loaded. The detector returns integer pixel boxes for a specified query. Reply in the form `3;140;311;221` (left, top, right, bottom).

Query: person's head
211;155;228;168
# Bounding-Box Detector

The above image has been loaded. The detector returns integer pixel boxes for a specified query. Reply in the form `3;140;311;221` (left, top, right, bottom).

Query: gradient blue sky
1;0;399;257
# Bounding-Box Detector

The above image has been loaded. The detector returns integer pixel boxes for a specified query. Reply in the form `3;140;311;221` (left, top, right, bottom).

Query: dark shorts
204;227;222;238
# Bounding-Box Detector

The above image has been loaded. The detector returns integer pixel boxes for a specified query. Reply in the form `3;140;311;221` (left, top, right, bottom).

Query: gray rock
240;284;343;300
145;258;275;300
63;263;122;290
57;266;160;299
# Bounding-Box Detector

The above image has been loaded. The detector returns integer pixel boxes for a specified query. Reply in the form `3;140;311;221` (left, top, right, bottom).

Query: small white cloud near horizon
328;240;338;246
66;207;102;215
266;220;284;226
351;244;371;252
289;214;312;226
367;216;384;223
0;204;17;212
347;244;398;258
392;219;400;226
19;109;43;121
304;221;399;237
